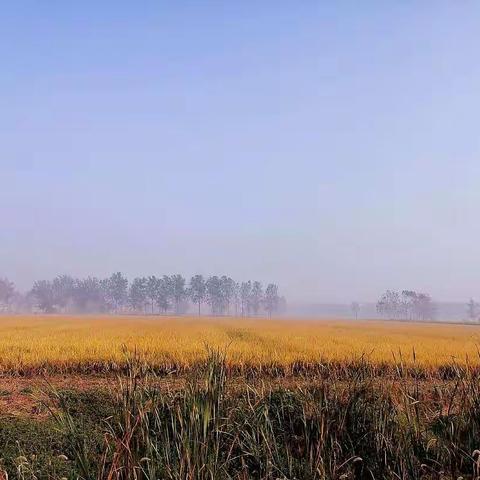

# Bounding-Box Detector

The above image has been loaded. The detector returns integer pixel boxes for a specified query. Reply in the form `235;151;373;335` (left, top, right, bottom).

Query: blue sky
1;2;480;302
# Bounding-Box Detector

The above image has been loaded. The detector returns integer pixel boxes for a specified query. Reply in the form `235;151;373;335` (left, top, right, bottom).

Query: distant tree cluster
1;273;286;317
376;290;435;321
466;298;480;322
350;301;360;320
0;278;16;312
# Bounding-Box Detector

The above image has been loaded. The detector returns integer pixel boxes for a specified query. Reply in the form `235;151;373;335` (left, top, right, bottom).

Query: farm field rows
0;315;479;374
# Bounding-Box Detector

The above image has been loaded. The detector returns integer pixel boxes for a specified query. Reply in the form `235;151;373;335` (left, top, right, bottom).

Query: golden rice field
0;315;480;374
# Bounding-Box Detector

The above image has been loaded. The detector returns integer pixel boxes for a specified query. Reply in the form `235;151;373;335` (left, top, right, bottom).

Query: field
0;315;479;374
2;316;480;479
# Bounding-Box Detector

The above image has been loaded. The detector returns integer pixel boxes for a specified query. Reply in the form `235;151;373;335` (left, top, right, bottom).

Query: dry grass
0;315;479;374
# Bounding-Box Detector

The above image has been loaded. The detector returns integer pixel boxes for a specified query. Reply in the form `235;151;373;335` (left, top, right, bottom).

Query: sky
1;2;480;303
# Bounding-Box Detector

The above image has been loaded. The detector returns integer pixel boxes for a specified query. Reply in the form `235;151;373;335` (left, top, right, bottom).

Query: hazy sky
2;2;480;303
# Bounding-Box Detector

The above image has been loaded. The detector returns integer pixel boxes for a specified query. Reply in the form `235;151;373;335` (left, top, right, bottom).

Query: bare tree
376;290;401;319
467;298;478;322
415;293;435;321
350;301;360;320
400;291;413;320
377;289;435;321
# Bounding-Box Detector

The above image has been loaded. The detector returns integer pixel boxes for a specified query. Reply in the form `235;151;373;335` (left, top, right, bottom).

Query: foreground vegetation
3;350;480;479
0;316;479;375
1;317;480;478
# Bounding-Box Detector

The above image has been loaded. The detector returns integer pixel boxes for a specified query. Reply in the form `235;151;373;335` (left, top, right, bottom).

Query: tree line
0;274;286;317
376;290;435;321
466;298;480;322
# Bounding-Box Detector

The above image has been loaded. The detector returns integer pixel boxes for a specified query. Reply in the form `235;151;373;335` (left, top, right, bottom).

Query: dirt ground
0;374;189;417
0;372;456;418
0;374;325;417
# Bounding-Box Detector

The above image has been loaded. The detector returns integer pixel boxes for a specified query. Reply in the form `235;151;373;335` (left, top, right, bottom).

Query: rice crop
0;315;479;375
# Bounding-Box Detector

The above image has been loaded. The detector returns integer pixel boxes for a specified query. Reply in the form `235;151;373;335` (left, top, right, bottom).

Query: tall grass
48;350;480;480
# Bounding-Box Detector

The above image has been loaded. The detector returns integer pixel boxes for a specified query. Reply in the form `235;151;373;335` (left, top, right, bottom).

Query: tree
18;272;287;316
52;275;75;312
232;282;241;316
350;301;360;320
71;277;106;312
250;281;263;316
170;274;187;314
129;277;147;313
31;280;56;313
264;283;280;317
377;289;435;321
155;276;172;313
467;298;478;322
206;276;223;315
220;276;236;315
106;272;128;313
376;290;401;319
400;290;418;320
146;276;160;314
0;278;15;312
415;293;435;321
240;281;252;316
189;274;206;316
10;290;30;313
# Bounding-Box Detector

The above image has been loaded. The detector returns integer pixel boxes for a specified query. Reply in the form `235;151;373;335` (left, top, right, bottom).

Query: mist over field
1;2;480;316
3;4;480;479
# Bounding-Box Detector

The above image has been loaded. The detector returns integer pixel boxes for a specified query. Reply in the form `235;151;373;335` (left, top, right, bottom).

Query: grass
0;389;111;479
3;350;480;479
2;316;480;478
0;315;479;375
